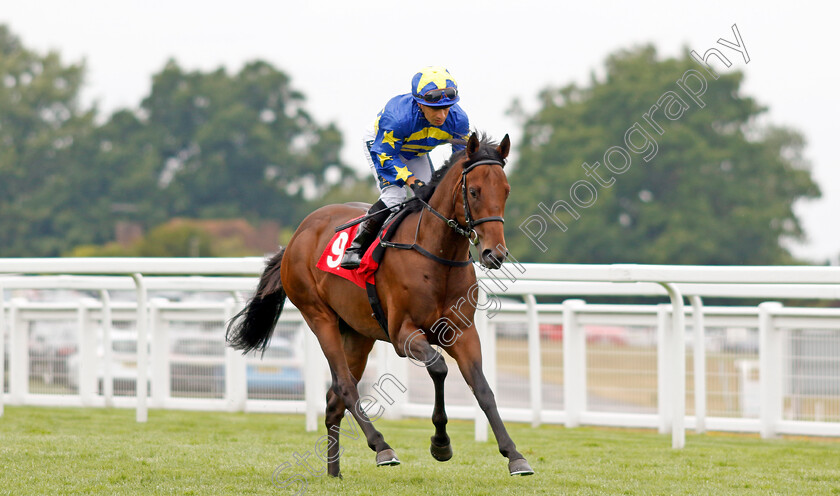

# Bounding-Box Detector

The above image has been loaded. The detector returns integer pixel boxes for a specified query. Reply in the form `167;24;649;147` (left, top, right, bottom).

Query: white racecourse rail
1;258;839;450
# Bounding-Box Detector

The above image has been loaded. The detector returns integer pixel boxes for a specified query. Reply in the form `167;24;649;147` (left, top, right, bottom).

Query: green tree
0;25;97;256
311;176;379;208
136;59;352;223
0;26;353;256
47;109;167;254
507;45;820;265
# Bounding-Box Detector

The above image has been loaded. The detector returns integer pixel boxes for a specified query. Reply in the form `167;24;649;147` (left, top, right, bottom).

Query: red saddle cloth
315;218;382;288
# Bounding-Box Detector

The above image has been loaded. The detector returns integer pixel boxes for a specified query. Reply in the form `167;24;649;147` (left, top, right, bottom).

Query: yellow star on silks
416;66;456;93
381;130;399;148
378;153;391;167
394;165;412;183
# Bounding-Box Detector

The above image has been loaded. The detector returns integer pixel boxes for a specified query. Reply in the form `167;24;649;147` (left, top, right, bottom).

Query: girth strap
365;282;390;340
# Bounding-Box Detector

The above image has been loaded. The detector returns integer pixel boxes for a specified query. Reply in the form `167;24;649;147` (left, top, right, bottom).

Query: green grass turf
1;406;839;495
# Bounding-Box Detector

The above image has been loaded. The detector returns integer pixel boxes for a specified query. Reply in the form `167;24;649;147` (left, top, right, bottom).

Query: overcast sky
2;0;838;262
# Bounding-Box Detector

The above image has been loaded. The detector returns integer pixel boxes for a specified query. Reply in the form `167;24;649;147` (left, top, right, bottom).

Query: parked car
585;325;629;346
68;332;305;398
503;323;629;345
29;322;77;386
169;337;225;395
170;334;305;398
67;331;150;395
245;336;304;398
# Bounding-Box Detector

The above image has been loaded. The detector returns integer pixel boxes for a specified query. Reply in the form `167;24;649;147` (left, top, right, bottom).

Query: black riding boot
340;200;389;270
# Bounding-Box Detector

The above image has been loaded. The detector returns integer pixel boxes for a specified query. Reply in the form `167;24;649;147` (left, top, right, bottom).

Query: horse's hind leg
324;388;344;478
303;310;397;472
324;329;377;478
400;330;452;461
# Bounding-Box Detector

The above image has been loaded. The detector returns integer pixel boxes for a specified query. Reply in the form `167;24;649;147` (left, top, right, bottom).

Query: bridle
363;157;507;268
417;158;505;246
457;158;506;244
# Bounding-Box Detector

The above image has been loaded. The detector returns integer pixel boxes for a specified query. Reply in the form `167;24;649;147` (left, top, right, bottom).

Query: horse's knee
331;380;375;421
427;357;448;380
477;391;497;412
325;406;345;427
331;381;354;400
325;390;345;422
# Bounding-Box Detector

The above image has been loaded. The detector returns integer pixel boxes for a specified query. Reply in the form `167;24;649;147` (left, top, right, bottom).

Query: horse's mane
405;132;505;212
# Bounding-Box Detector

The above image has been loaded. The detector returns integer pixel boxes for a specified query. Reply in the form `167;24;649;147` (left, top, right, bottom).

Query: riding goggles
418;87;458;104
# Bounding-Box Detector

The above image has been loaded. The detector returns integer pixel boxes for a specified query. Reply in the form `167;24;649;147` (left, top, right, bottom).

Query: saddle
316;206;414;339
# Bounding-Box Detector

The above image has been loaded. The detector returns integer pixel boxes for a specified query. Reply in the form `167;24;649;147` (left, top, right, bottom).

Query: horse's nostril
482;249;506;268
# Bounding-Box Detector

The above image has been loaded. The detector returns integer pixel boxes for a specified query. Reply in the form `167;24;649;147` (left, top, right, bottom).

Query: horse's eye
469;188;478;198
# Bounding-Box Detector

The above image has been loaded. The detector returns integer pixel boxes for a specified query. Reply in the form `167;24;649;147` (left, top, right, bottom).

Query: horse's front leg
399;328;452;461
448;328;534;476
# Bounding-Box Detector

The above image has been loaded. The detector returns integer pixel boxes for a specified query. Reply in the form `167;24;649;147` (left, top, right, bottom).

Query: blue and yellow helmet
411;66;460;107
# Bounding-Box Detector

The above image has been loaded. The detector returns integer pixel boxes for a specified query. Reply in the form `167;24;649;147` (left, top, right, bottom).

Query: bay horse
227;133;534;478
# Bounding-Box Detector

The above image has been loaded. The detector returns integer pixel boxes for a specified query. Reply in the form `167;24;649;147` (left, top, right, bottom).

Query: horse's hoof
430;442;453;462
508;458;534;476
376;449;400;466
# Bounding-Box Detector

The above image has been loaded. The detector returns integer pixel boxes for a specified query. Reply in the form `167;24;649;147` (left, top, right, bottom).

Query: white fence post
224;298;247;412
78;298;98;406
304;329;325;432
689;296;707;434
132;274;148;423
474;289;494;442
9;298;27;404
376;341;407;420
659;283;686;450
100;290;114;407
562;299;586;427
525;294;543;427
657;303;672;434
759;301;783;438
150;298;169;408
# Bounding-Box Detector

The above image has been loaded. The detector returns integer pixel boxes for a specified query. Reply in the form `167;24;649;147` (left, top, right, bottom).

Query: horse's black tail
226;248;287;354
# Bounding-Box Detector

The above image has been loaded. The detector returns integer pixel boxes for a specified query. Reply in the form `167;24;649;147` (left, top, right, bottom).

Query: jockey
340;66;471;270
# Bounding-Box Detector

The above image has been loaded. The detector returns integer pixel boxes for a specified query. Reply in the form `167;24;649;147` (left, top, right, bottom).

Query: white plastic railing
475;264;840;448
1;259;840;449
4;293;839;437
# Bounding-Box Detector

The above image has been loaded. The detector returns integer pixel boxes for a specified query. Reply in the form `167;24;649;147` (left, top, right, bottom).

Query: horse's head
457;133;511;269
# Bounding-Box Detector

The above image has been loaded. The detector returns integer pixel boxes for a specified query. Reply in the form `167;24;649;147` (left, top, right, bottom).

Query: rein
380;158;506;267
379;207;472;267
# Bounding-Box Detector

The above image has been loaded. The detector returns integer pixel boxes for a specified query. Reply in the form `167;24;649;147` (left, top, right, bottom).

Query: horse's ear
467;133;481;158
497;134;511;163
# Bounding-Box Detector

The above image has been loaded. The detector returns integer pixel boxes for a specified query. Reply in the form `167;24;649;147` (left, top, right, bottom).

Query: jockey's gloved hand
409;179;426;192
